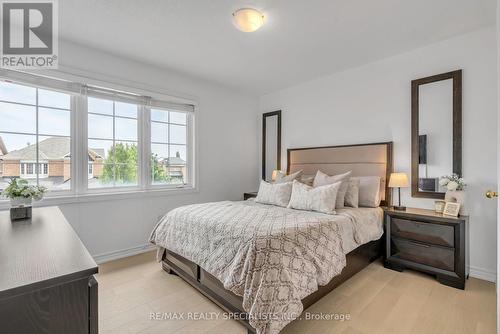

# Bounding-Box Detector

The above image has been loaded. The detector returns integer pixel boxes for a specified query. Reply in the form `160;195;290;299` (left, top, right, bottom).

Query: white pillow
352;176;381;207
287;180;341;215
313;170;352;208
344;178;360;208
255;181;293;207
275;170;303;183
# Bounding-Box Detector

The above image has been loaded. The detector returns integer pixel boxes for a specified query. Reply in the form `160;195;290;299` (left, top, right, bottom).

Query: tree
102;143;138;184
101;143;167;184
151;153;168;182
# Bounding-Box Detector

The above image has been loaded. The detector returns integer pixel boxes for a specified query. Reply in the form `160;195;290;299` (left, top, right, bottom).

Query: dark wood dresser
384;207;469;289
0;206;98;334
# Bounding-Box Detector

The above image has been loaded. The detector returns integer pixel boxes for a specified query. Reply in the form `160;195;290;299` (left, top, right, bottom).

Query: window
87;97;139;189
25;163;33;175
151;109;189;185
0;80;72;191
0;70;195;197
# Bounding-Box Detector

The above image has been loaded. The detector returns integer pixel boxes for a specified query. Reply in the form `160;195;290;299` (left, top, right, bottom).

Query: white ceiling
60;0;496;95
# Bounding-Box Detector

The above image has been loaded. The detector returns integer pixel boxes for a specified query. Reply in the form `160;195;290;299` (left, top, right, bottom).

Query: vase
445;190;466;215
10;197;32;208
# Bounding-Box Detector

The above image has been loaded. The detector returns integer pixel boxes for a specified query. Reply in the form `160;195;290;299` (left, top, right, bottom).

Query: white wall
419;79;453;186
260;27;498;281
53;41;258;262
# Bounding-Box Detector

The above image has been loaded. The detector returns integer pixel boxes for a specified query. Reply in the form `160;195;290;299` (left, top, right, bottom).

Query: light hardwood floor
98;251;496;334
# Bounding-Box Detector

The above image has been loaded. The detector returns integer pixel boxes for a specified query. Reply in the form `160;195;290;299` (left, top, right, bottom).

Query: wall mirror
411;70;462;199
262;110;281;181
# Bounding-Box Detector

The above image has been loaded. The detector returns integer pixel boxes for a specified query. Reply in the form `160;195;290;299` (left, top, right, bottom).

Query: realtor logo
1;0;58;68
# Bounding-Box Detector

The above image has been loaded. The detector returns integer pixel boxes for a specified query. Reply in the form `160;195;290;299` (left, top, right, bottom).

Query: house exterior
0;137;104;187
159;152;186;182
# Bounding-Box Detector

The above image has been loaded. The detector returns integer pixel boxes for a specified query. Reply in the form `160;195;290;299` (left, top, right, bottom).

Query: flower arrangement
1;178;47;201
439;173;466;191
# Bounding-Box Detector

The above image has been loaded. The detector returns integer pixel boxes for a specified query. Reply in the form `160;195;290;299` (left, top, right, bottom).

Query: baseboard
468;266;496;283
93;244;156;264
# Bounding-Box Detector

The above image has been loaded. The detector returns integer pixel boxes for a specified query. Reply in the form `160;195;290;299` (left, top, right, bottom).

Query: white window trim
0;69;198;207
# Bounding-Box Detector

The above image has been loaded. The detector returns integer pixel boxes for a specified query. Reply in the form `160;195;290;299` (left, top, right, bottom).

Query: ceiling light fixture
232;8;265;32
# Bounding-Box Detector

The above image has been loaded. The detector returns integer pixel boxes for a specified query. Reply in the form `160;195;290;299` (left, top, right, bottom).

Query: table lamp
271;170;280;182
389;172;409;211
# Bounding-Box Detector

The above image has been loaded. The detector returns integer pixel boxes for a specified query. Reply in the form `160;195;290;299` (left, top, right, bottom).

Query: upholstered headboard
287;142;393;206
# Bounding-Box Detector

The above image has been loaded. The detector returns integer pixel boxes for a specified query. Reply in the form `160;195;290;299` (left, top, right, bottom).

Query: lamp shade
389;173;409;188
271;170;280;182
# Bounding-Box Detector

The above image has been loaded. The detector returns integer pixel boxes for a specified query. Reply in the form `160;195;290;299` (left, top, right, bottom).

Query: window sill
0;186;199;210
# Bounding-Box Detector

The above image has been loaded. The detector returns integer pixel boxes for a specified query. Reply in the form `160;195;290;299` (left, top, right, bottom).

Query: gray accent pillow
255;181;293;207
344;178;360;208
275;170;303;183
287;180;341;215
313;170;352;208
352;176;381;207
299;174;315;186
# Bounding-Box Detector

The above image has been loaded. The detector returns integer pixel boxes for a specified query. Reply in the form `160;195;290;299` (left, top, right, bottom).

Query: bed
150;142;393;334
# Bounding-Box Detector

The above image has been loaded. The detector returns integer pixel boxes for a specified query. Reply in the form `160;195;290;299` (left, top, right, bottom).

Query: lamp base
393;205;406;211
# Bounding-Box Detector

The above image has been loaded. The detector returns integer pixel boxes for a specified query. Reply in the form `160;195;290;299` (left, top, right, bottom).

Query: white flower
439;178;449;186
447;181;458;191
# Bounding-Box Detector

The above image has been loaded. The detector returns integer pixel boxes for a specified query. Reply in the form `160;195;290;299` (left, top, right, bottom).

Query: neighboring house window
151;109;189;185
0;81;71;192
26;163;33;175
0;70;195;197
20;162;48;178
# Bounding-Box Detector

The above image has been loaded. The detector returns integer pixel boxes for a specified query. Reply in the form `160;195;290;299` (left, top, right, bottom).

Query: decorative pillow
313;170;352;208
352;176;381;207
344;178;360;208
255;181;293;207
275;170;303;183
287;180;341;215
299;174;315;186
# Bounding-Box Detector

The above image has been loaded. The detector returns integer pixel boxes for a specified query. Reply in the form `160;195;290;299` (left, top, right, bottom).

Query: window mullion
140;105;151;189
35;89;39;186
187;112;195;187
74;93;88;195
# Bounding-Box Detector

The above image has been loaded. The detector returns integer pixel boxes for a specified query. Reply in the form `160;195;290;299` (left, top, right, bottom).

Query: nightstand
384;207;469;289
243;192;257;200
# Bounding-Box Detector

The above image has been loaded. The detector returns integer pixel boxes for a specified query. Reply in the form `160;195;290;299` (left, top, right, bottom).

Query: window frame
0;81;74;193
0;70;196;204
85;96;141;192
148;107;193;189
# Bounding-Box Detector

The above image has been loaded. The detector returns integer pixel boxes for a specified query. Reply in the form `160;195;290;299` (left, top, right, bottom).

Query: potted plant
1;178;47;208
439;174;466;215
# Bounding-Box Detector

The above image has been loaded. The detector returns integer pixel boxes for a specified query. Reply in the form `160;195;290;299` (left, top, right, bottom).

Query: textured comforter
149;200;382;334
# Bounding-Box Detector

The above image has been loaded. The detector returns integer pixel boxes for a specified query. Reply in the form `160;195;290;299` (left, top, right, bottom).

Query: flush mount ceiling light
232;8;265;32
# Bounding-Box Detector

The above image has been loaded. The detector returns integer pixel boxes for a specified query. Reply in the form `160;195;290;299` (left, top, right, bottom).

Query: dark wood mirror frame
411;70;462;199
262;110;282;180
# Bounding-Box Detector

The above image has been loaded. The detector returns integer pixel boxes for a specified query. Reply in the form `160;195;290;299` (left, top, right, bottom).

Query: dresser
384;207;469;289
0;206;98;334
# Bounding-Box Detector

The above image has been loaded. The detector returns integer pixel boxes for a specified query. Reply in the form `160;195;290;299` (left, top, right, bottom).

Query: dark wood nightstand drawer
391;217;454;247
391;238;455;271
243;192;258;200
